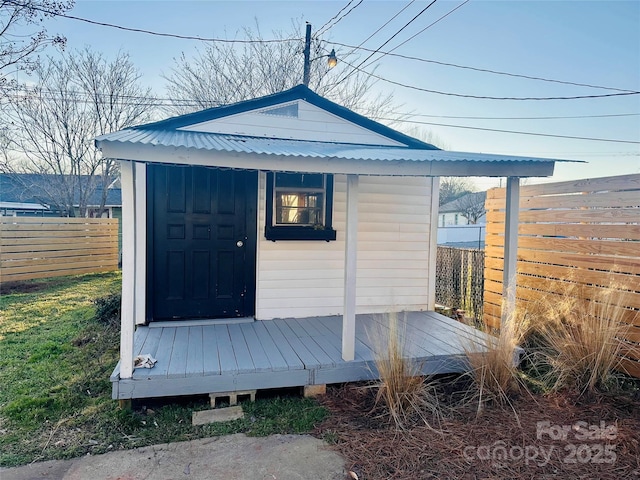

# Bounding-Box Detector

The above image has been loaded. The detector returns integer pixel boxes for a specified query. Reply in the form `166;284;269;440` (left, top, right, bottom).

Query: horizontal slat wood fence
1;217;119;283
483;173;640;378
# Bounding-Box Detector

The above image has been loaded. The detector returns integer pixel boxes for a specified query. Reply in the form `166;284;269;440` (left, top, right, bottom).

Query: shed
96;85;556;400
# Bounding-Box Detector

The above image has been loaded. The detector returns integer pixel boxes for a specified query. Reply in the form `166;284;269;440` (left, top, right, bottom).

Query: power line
359;0;470;73
382;117;640;144
337;0;439;86
6;88;640;121
316;0;365;37
4;0;301;44
8;89;638;145
390;112;640;120
337;56;640;100
338;0;417;58
327;41;636;93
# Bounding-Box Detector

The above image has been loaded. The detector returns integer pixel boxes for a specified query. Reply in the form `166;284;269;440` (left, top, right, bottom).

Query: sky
14;0;640;189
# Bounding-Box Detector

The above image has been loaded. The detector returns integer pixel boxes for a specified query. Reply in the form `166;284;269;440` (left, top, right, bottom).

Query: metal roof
96;129;556;165
0;174;122;206
126;84;438;150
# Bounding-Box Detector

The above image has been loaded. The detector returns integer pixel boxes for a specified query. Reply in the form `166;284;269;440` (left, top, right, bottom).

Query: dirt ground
315;380;640;480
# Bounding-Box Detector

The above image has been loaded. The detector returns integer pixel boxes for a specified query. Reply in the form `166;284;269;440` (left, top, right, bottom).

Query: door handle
236;240;244;248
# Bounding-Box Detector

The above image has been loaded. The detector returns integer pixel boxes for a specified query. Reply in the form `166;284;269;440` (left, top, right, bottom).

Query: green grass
0;273;326;467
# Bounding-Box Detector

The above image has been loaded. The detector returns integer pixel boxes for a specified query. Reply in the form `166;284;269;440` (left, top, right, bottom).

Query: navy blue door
148;164;257;320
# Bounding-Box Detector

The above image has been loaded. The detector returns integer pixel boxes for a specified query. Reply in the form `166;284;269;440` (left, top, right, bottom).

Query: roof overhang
0;201;49;210
96;133;558;178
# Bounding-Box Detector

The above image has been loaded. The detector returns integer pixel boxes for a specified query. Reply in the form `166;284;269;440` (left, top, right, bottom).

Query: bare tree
399;125;450;150
439;177;475;206
456;192;486;224
163;22;396;120
3;48;153;216
1;0;73;89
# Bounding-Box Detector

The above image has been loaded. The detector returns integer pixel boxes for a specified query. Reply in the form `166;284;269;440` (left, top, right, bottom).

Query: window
265;172;336;241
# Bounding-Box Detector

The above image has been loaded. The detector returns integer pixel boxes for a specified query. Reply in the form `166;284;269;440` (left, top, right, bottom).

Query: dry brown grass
368;312;441;430
461;307;531;408
533;281;637;395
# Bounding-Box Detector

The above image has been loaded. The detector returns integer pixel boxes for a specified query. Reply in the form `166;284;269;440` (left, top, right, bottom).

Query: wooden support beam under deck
342;174;359;361
502;176;520;325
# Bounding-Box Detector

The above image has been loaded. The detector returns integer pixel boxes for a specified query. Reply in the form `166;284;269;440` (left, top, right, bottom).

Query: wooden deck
110;311;491;400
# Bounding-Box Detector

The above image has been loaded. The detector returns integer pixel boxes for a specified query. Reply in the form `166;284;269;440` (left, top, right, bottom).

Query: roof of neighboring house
439;191;487;214
96;85;560;178
0;174;122;208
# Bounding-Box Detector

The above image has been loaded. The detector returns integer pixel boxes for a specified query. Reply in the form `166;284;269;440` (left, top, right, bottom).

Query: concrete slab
0;434;346;480
192;406;244;425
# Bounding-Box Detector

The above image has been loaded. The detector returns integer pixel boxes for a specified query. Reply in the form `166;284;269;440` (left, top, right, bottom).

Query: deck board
261;321;305;370
272;320;323;369
133;327;150;356
240;323;274;373
291;319;342;366
227;324;255;373
167;327;189;378
287;319;336;367
202;326;221;375
139;327;163;357
147;328;177;378
185;326;204;376
214;325;237;373
248;322;290;371
314;317;367;362
113;311;494;400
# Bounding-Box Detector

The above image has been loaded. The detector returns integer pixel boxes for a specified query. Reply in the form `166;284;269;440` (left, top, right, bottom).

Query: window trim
265;172;336;241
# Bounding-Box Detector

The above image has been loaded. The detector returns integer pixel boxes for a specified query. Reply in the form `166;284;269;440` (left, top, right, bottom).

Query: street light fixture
303;23;338;86
327;49;338;69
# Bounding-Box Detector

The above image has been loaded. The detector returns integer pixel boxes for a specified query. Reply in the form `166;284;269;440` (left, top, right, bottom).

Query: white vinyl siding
180;100;404;146
255;173;433;319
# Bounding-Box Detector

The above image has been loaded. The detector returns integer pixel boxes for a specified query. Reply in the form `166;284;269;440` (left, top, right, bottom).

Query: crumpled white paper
134;354;158;369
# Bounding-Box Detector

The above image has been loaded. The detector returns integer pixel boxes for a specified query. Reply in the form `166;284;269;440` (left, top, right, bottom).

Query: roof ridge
124;85;438;150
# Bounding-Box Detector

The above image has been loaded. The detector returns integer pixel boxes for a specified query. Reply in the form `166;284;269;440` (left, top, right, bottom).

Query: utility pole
302;23;312;86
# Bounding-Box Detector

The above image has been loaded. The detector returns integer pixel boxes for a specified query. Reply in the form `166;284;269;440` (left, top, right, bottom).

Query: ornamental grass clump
535;282;637;395
369;312;441;431
461;304;531;409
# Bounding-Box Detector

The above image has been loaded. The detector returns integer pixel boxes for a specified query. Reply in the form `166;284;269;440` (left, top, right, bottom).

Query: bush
94;293;121;325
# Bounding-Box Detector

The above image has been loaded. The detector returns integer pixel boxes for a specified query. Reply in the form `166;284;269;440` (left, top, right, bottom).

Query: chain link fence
436;246;485;322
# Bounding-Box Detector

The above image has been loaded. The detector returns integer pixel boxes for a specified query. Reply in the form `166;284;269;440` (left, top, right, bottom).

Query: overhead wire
389;112;640;120
335;0;439;86
5;89;639;145
3;0;302;44
6;87;640;120
336;0;417;58
358;0;471;72
315;0;365;37
9;0;634;95
335;55;640;100
326;41;636;93
381;117;640;144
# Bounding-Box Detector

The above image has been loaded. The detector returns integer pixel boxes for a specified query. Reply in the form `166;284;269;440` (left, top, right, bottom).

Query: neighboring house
0;173;122;219
96;85;559;401
439;191;487;226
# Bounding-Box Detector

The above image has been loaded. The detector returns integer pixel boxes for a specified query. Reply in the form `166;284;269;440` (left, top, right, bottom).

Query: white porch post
133;162;146;325
119;160;136;379
502;176;520;325
427;177;440;309
342;174;359;361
